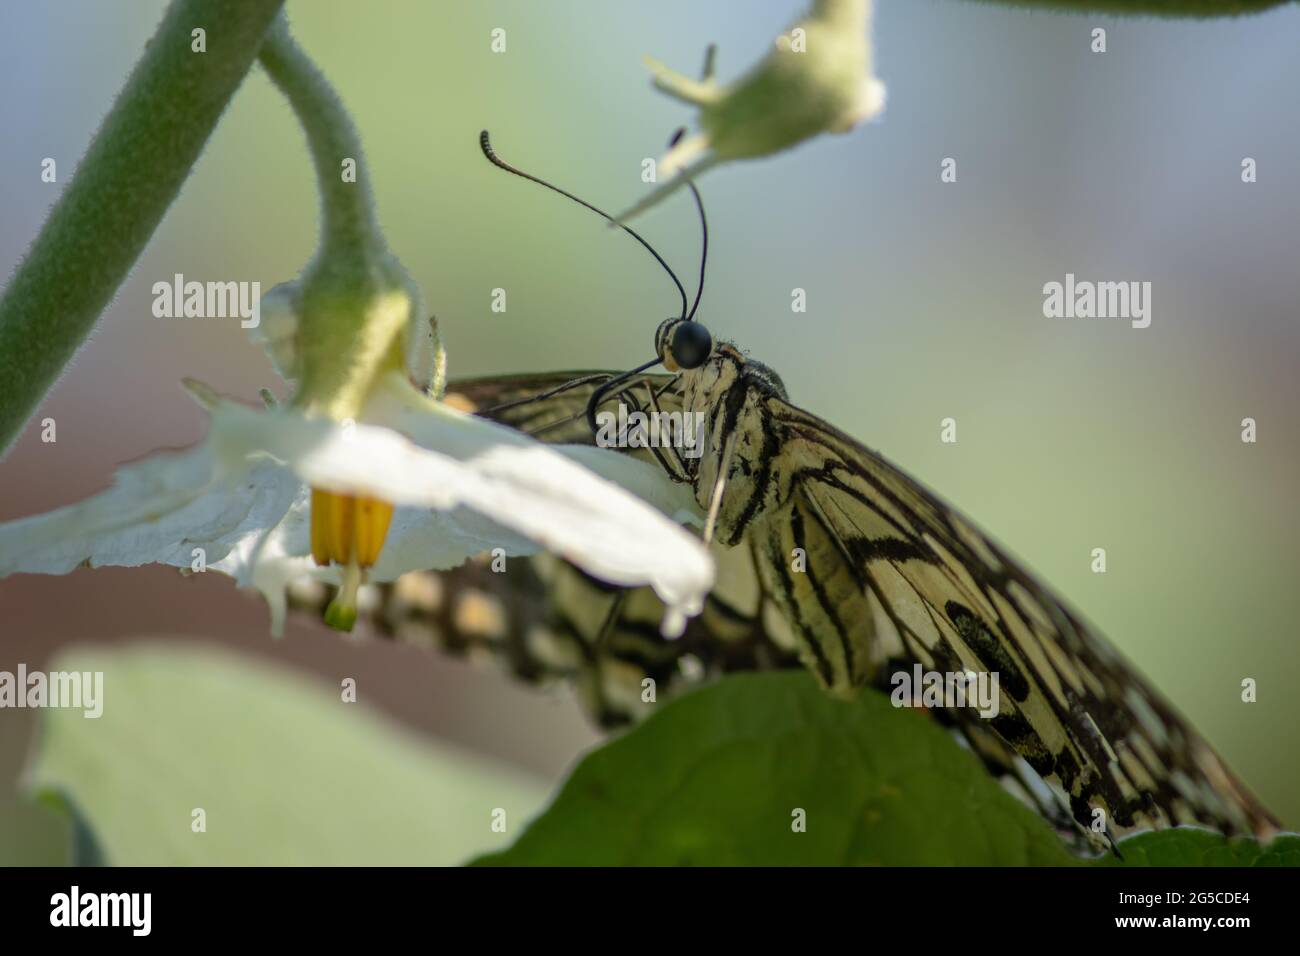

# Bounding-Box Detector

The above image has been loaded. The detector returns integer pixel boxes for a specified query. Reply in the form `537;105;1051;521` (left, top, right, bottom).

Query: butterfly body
432;334;1280;845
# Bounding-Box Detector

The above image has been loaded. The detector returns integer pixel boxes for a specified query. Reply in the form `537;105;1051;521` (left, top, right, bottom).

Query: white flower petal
1;373;715;635
0;448;297;577
209;374;714;625
555;444;702;528
362;373;714;624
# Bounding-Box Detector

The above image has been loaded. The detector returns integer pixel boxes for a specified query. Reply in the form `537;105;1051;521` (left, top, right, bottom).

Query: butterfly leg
581;589;632;725
702;431;738;545
640;379;692;482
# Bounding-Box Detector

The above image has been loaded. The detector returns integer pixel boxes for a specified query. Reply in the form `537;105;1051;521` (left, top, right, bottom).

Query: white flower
615;0;886;222
0;19;716;644
0;368;713;637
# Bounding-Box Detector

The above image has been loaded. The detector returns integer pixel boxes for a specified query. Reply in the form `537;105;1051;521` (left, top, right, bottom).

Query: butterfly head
656;318;714;373
659;318;788;403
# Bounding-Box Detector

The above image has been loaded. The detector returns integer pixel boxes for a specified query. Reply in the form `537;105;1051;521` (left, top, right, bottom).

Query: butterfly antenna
687;201;708;321
584;130;713;428
667;126;708;322
685;182;708;321
480;131;688;321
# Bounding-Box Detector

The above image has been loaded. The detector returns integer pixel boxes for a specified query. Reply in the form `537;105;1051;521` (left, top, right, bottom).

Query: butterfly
293;132;1279;848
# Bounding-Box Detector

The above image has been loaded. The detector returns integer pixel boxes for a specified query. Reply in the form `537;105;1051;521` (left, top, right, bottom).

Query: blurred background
1;0;1297;863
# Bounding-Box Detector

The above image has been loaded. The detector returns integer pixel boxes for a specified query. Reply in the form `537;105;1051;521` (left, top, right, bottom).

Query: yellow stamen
309;489;394;568
354;496;394;567
310;489;394;632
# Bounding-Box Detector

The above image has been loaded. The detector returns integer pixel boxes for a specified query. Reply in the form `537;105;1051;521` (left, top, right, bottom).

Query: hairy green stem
255;19;417;419
0;0;286;457
257;18;385;265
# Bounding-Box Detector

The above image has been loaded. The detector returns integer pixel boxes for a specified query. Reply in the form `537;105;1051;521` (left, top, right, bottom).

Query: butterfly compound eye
669;320;713;371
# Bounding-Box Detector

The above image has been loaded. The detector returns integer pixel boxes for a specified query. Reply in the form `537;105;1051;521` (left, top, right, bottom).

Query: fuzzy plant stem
258;21;440;415
257;17;385;268
0;0;286;458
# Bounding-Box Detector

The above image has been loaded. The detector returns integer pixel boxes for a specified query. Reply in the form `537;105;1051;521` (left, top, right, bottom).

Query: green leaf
29;651;1290;867
24;642;551;865
32;789;106;866
1108;829;1300;866
475;671;1298;866
474;671;1081;865
961;1;1293;16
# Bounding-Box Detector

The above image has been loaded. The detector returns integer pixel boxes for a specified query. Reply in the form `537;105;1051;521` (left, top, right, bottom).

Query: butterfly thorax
679;344;791;547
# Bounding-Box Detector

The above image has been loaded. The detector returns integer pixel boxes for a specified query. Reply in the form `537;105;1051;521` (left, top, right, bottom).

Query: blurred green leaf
474;671;1080;865
24;642;550;865
475;672;1297;867
32;789;105;866
0;793;74;866
26;650;1294;867
1105;829;1300;866
963;1;1292;16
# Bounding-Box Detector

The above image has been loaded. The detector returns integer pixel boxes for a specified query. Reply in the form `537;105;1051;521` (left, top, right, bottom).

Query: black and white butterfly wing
443;371;623;443
757;394;1278;839
289;367;1275;841
432;373;1088;829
